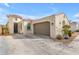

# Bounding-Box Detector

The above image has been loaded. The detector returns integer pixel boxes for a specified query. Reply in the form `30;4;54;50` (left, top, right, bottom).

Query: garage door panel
34;22;50;36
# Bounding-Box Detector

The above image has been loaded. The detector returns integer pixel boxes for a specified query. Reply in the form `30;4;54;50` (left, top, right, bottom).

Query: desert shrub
63;25;72;38
63;25;71;35
2;27;9;35
56;35;63;40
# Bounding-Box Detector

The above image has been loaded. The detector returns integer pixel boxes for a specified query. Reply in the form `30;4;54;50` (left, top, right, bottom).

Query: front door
14;23;18;33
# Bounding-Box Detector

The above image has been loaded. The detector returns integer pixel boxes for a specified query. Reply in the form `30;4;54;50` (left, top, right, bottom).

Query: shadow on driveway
11;34;50;40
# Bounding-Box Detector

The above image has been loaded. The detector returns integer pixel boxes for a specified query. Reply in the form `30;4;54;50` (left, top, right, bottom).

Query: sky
0;3;79;25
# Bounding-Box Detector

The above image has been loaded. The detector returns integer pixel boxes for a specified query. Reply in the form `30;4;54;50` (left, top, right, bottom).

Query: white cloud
71;19;79;23
50;7;58;12
72;19;79;22
71;13;79;23
74;13;79;18
74;13;79;19
48;4;58;13
4;3;10;7
0;15;7;25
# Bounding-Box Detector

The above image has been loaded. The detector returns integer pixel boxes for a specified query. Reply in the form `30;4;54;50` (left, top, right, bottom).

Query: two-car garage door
33;21;50;36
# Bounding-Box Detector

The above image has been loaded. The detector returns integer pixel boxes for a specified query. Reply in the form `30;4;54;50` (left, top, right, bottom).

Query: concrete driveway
0;34;79;55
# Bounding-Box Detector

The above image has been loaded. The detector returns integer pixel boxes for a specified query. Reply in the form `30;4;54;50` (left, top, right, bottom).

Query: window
27;23;31;30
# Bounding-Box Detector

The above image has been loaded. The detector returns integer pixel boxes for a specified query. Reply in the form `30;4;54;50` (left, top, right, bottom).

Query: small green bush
63;25;71;35
2;27;9;35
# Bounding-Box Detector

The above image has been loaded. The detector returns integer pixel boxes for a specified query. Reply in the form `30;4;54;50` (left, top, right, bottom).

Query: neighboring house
70;22;79;32
32;13;69;38
7;14;24;34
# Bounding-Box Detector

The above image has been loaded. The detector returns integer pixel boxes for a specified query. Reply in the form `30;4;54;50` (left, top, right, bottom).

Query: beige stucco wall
55;13;69;37
8;17;14;34
23;20;33;35
18;21;23;34
8;16;23;34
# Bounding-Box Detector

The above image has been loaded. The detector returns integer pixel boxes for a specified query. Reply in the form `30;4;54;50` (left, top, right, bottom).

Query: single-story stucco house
0;13;69;38
70;22;79;32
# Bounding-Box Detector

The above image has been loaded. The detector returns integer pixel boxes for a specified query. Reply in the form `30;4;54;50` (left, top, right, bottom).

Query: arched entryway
14;23;18;33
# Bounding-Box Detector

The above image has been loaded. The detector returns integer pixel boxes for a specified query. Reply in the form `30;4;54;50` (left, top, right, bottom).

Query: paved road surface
0;34;79;55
